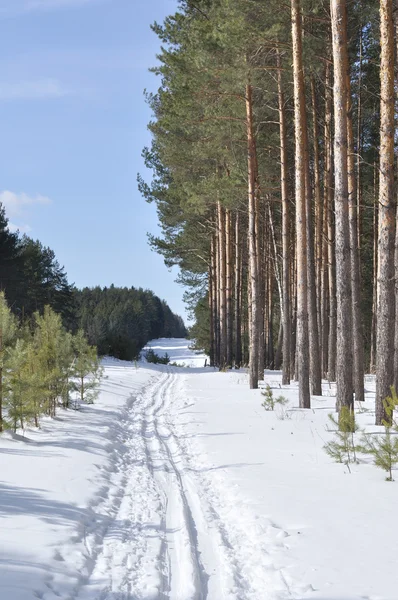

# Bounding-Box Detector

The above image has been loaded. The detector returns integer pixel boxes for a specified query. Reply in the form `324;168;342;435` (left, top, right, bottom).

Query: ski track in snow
44;368;292;600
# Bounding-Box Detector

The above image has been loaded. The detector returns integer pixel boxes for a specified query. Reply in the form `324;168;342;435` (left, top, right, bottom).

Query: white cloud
0;192;52;233
0;79;69;101
8;222;32;234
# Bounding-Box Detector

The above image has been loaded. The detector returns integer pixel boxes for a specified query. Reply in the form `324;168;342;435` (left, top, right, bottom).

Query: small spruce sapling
261;385;288;411
72;330;103;407
324;407;358;471
359;388;398;481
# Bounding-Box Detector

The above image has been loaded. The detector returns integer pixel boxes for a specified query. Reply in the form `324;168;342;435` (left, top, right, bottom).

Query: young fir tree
33;306;71;418
4;339;29;432
324;408;358;470
360;388;398;481
71;330;103;406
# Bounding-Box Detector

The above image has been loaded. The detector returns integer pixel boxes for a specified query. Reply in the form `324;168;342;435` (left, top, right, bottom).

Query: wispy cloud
0;191;52;232
0;0;103;17
0;79;70;101
8;222;32;234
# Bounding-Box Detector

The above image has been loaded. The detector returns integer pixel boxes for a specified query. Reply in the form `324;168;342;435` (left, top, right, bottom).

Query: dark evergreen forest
0;205;186;360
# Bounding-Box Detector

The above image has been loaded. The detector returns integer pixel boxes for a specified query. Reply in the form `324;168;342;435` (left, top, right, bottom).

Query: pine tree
71;330;103;406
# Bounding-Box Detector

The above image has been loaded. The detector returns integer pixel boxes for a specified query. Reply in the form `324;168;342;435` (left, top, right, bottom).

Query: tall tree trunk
376;0;396;425
346;66;365;402
291;0;310;407
277;49;291;384
234;212;242;367
209;254;215;367
210;231;218;366
257;208;265;380
324;59;336;381
226;208;233;367
370;164;378;373
218;201;227;368
356;10;363;254
305;132;322;396
311;76;323;357
246;82;260;389
331;0;354;413
215;221;221;366
394;9;398;393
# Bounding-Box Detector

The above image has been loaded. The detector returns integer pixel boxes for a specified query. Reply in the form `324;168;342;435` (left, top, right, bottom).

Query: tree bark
277;49;291;384
346;64;365;402
291;0;310;407
218;201;227;368
325;59;337;381
234;211;242;368
226;208;233;367
330;0;354;413
246;82;260;389
311;76;323;358
376;0;395;425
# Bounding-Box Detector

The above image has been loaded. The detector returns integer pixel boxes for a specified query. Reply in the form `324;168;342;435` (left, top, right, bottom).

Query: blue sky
0;0;189;320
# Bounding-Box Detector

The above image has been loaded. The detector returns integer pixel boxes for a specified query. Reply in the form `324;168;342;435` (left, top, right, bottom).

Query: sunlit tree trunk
376;0;395;425
330;0;354;412
277;49;291;384
246;82;260;388
291;0;310;407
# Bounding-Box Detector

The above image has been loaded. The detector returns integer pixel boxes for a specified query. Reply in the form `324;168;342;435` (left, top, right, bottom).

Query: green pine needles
0;293;103;434
324;408;358;471
261;385;288;411
145;349;170;365
324;390;398;481
359;388;398;481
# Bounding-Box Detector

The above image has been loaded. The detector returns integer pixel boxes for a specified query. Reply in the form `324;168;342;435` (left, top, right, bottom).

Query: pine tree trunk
257;212;265;380
356;12;363;254
277;50;291;384
321;65;330;377
325;59;337;381
215;223;221;366
291;0;310;407
218;201;227;368
370;163;378;373
305;133;322;396
331;0;354;412
311;76;323;359
346;69;365;402
392;3;398;394
234;212;242;367
369;165;379;373
246;82;260;389
376;0;395;425
226;208;233;367
210;232;217;366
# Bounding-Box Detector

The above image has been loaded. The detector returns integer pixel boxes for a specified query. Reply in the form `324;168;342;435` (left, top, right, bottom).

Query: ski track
44;367;292;600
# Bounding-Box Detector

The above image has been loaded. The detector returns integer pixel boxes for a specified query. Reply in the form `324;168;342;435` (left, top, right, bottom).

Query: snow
0;340;397;600
143;338;207;368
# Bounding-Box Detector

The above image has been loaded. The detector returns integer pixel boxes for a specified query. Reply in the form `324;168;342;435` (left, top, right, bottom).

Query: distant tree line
0;205;187;361
76;286;187;360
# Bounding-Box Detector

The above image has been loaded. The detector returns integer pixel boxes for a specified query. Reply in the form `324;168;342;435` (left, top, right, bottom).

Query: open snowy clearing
0;338;397;600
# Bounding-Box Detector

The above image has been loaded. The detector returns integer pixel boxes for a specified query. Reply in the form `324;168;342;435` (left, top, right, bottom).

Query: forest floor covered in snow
0;338;396;600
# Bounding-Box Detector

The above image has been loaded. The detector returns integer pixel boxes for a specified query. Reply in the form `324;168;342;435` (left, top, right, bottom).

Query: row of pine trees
143;0;396;426
0;294;101;433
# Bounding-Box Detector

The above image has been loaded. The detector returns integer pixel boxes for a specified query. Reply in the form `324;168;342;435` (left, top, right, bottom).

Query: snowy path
67;368;289;600
3;339;396;600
